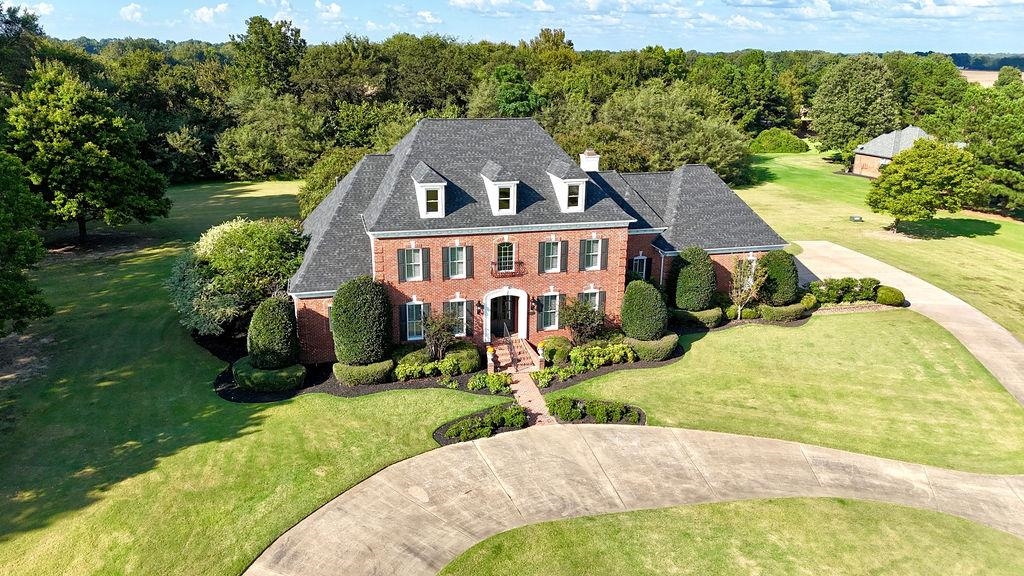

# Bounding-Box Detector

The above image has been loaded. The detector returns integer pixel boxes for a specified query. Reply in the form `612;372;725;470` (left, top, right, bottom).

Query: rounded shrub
749;127;810;153
671;308;723;329
621;280;668;341
675;247;716;311
800;292;818;311
330;275;391;365
247;296;300;370
758;251;799;306
233;356;306;392
725;305;761;320
624;333;679;362
333;359;394;386
876;285;906;307
445;341;482;374
757;303;807;323
539;336;572;365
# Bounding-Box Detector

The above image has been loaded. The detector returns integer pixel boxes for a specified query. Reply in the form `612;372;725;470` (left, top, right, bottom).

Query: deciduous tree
0;152;52;335
811;55;901;153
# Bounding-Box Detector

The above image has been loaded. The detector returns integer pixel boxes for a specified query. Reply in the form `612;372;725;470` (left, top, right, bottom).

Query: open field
960;69;1023;87
0;181;502;575
441;498;1024;575
737;152;1024;341
549;311;1024;473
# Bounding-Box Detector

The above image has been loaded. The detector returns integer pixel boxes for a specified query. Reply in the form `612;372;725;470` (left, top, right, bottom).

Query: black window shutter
441;247;450;280
442;301;453;316
600;238;609;270
537;242;545;274
397;249;406;282
578;240;586;271
560;241;568;272
422;302;431;319
644;258;651;280
536;296;544;331
398;304;408;340
465;300;474;336
558;293;566;328
421;248;430;281
577;292;585;301
465;246;474;278
598;290;606;313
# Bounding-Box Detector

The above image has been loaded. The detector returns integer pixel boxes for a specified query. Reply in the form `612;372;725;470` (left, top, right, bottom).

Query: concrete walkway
795;240;1024;405
244;425;1024;576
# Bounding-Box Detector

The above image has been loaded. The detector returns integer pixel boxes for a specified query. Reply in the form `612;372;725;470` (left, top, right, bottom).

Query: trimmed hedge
547;397;641;424
446;341;482;374
758;303;807;322
876;285;906;307
442;403;528;443
725;305;761;320
675;246;716;311
624;334;679;362
758;251;799;306
233;355;306;392
333;359;394;386
749;127;810;153
621;280;668;341
809;277;881;304
539;336;572;365
330;275;391;365
247;296;300;370
671;307;724;329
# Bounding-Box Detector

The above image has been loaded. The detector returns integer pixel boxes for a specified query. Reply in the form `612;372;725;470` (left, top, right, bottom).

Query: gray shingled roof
855;126;930;160
480;160;516;182
361;118;631;233
410;161;445;184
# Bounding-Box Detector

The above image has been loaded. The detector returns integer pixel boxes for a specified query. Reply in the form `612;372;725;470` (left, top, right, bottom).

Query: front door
490;295;518;338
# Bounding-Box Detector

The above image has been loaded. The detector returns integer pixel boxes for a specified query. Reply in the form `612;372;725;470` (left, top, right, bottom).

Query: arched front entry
482;287;528;342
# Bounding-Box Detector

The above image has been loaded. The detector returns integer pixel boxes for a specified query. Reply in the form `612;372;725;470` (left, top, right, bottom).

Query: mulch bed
432;402;523;447
553;405;647;427
214;363;511;404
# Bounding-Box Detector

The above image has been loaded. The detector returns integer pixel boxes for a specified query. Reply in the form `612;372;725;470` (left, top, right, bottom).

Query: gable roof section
855;126;930;160
289;154;393;294
480;159;516;182
361;118;633;234
411;161;445;184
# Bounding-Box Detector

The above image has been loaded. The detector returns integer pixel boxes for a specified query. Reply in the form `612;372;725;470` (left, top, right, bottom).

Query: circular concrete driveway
244;424;1024;576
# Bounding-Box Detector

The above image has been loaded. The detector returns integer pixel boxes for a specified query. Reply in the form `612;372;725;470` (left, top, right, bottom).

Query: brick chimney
579;148;600;172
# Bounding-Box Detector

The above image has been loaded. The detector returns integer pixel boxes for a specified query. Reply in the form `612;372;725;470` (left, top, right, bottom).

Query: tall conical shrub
675;246;716;311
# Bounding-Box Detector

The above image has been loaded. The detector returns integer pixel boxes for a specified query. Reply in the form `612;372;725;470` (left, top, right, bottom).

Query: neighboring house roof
597;166;787;253
854;126;930;160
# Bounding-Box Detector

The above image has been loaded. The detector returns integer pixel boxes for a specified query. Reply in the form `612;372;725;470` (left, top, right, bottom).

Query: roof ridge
362;121;424;229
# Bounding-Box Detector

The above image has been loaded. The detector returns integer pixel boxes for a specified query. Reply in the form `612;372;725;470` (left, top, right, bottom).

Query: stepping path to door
509;373;555;426
795;240;1024;405
244;425;1024;576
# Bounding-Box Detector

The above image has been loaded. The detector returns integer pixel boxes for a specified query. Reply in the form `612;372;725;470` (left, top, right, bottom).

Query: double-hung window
406;302;424;341
567;184;581;209
424;188;441;215
497;187;512;212
496;242;515;273
541;294;559;330
582;239;601;271
445;300;468;336
403;248;423;281
542;241;560;273
447;246;466;279
580;291;600;311
631;255;647;277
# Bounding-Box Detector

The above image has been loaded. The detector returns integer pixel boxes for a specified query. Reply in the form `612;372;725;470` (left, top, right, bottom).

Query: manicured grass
549;311;1024;473
736;152;1024;339
0;181;503;575
441;498;1024;576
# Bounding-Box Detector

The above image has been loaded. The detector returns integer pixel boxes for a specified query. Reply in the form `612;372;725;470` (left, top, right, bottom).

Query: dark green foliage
560;297;605;344
548;397;584;421
758;250;800;306
483;404;527;429
809;277;881;304
445;403;526;443
446;341;482;374
424;311;459;360
229;16;306;94
297;147;368;219
493;64;543;117
675;247;717;311
588;401;625;424
621;280;668;340
247;296;299;370
623;334;679;362
330;275;391;365
994;66;1023;89
233;355;306;392
548;397;642;424
811;54;901;152
443;417;492;442
876;285;906;307
0;152;52;336
671;308;724;329
539;336;572;365
757;303;808;323
750;128;809;153
332;359;394;386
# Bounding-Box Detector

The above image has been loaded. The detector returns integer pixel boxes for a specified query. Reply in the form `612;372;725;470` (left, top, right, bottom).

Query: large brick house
288;118;785;364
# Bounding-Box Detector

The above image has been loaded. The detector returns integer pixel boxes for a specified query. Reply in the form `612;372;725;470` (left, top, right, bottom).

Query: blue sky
13;0;1024;53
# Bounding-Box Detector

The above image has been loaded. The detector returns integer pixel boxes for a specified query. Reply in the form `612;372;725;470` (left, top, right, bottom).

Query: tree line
2;0;1023;335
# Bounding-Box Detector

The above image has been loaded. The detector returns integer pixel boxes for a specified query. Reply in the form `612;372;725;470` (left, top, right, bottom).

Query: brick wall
294;297;333;364
852;154;883;178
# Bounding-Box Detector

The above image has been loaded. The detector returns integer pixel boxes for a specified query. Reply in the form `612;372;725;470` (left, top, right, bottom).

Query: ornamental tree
560;297;605;345
866;139;982;232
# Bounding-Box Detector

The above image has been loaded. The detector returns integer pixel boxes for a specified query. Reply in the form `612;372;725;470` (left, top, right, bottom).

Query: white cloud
527;0;554;10
727;13;767;29
315;0;343;20
449;0;511;9
19;2;53;15
119;3;143;22
366;19;399;31
417;9;442;23
585;12;622;24
186;3;228;24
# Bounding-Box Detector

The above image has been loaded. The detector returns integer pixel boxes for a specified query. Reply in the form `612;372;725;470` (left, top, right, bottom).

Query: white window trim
448;298;467;337
567;183;582;209
541;292;560;331
547;173;587;213
496;242;516;273
482;176;519;216
581;289;601;311
406;302;425;341
631;254;648;275
447;246;466;280
405;248;423;281
414;182;446;219
583;239;601;271
542;240;561;273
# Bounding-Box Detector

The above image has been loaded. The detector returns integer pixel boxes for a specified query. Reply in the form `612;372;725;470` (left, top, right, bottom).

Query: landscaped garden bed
433;402;528;446
546;397;645;426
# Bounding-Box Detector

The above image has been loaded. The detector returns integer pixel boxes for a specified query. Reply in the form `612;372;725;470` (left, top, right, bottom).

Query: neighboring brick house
852;126;930;178
288;118;785;364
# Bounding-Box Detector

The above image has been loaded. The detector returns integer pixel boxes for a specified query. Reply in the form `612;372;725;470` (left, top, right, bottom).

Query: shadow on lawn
899;218;1001;240
735;156;778;189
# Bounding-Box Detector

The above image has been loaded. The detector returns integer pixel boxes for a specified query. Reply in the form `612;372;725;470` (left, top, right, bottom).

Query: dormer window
546;159;588;213
412;161;446;219
481;160;519;216
498;187;513;212
425;188;441;215
567;184;581;209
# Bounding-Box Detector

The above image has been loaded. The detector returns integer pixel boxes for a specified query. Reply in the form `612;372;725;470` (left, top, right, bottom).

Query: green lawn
441;498;1024;576
737;152;1024;340
0;181;503;575
549;311;1024;473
